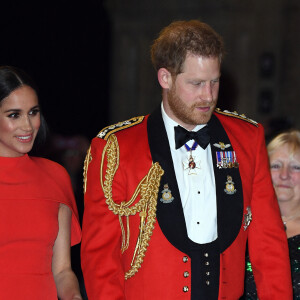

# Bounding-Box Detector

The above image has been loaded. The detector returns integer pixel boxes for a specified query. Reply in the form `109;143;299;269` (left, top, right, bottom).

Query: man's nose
200;82;213;102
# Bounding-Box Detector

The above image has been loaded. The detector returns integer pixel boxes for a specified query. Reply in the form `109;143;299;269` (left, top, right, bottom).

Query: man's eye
192;81;205;86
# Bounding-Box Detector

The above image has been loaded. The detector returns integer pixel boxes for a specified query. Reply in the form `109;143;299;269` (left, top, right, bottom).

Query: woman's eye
270;163;281;169
29;109;40;116
291;165;300;172
7;113;19;118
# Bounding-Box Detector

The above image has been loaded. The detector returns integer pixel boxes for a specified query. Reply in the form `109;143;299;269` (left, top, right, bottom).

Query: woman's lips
16;134;33;143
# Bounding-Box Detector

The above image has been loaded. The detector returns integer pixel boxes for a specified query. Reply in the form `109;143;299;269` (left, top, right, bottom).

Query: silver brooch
243;206;252;231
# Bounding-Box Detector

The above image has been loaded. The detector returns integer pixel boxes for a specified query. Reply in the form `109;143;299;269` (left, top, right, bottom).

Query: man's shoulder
96;115;147;140
214;108;259;128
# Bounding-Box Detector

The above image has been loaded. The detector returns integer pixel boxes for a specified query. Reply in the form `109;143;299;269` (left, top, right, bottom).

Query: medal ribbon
184;141;198;151
216;152;222;166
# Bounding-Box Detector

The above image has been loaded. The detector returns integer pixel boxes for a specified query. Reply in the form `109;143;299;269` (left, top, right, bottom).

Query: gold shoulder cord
100;134;164;279
83;145;92;194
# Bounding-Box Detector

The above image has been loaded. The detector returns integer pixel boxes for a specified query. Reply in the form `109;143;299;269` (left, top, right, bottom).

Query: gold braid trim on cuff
100;134;164;280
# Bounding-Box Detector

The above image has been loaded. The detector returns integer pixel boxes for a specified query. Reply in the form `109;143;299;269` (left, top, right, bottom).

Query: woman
243;130;300;299
0;66;82;300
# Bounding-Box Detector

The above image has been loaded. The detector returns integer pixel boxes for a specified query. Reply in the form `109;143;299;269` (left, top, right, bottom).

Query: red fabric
0;154;81;299
81;113;292;300
217;113;292;299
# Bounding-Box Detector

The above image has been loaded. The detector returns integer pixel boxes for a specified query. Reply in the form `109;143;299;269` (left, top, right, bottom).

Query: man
81;20;292;299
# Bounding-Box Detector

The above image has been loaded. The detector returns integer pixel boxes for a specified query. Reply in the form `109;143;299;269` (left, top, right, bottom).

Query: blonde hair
267;130;300;156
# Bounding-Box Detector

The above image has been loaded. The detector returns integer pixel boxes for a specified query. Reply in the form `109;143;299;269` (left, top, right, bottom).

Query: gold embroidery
100;134;164;279
83;146;92;194
215;108;258;127
97;116;145;140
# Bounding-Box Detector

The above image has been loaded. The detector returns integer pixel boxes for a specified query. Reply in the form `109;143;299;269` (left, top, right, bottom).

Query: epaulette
97;116;145;140
215;108;258;127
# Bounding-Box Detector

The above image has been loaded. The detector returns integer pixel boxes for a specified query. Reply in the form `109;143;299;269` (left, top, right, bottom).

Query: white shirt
161;103;218;244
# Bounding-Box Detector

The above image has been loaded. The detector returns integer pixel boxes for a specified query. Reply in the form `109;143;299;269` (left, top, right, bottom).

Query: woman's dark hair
0;66;48;152
0;66;38;101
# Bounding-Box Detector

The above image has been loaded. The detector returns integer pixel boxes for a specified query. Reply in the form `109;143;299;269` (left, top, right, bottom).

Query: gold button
183;256;189;263
205;261;210;266
204;253;209;257
183;286;189;292
183;271;189;278
206;280;210;286
206;271;210;276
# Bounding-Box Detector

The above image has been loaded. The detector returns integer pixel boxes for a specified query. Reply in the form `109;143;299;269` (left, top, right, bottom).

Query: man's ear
157;68;173;89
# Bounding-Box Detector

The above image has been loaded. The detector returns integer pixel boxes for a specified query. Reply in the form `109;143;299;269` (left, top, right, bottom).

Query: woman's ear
157;68;173;89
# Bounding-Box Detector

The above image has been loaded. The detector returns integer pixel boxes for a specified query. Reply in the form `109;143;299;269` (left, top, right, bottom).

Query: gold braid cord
83;145;92;194
100;134;164;280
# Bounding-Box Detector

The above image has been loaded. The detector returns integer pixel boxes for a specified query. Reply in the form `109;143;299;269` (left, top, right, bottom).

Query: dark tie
174;125;210;150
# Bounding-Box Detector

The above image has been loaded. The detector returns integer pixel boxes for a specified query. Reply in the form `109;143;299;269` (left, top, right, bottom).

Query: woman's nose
279;166;290;179
20;116;33;131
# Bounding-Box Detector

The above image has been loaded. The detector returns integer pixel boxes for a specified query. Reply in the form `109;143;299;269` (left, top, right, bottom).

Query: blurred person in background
244;130;300;299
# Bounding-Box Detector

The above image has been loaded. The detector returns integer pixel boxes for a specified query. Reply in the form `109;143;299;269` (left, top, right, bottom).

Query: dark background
0;0;110;139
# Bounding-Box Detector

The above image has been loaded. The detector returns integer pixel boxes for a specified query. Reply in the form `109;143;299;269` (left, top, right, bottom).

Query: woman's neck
279;201;300;219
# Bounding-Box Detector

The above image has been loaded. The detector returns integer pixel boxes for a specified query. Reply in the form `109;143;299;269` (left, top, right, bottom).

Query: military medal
160;184;174;203
216;150;239;169
216;151;223;169
233;151;239;168
182;142;201;175
224;175;236;194
188;156;196;169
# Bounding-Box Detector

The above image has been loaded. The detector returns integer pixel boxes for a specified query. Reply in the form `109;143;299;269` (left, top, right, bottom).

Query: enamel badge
243;206;252;230
224;175;236;194
160;184;174;203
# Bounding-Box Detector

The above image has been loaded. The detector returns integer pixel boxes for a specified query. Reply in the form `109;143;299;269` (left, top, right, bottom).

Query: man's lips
195;106;210;112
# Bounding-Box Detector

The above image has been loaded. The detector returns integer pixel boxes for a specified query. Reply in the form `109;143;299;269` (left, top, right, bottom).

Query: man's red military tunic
81;107;292;299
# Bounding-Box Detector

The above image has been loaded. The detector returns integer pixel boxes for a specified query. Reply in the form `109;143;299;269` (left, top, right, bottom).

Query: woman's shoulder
29;156;70;179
